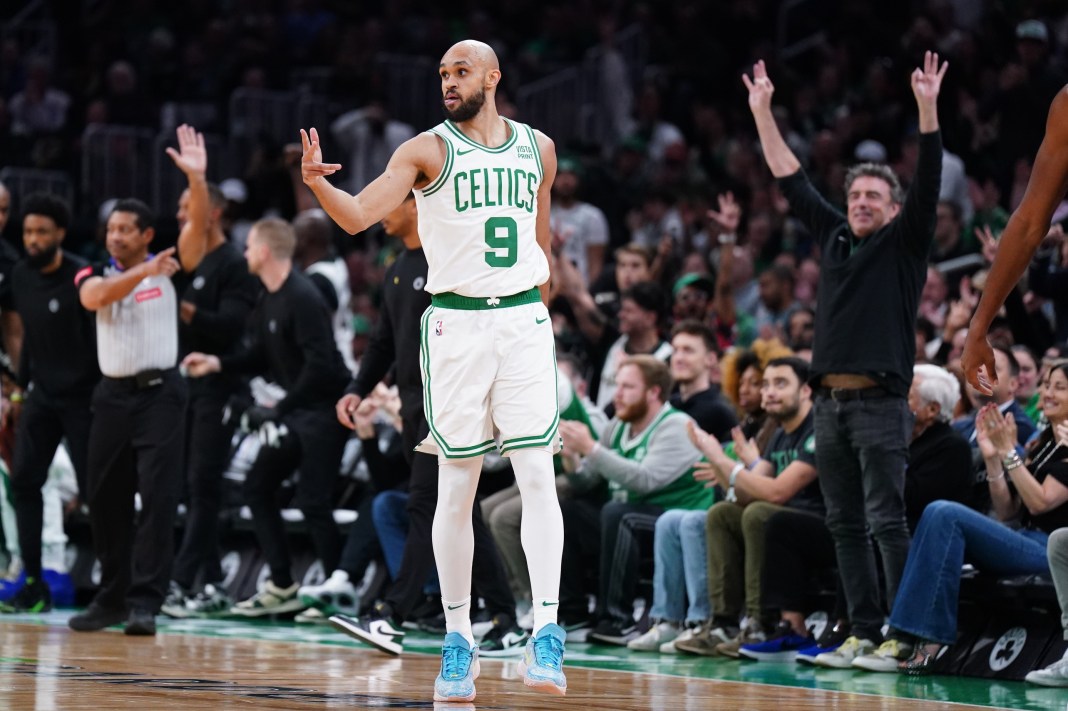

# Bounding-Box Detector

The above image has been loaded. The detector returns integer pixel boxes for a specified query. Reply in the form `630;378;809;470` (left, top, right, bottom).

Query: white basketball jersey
414;118;550;297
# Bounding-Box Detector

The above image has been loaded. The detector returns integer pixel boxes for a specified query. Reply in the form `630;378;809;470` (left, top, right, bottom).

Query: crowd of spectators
2;0;1068;688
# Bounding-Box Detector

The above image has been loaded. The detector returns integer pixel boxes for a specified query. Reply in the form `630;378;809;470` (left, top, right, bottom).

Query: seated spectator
785;307;815;354
297;383;408;623
675;357;820;657
558;356;711;645
585;243;655;325
595;282;672;412
1025;527;1068;686
1012;344;1043;425
668;320;736;439
753;264;798;340
551;159;610;284
856;362;1068;674
930;200;973;263
719;339;794;450
745;364;975;665
671;273;714;323
953;344;1036;449
481;355;608;619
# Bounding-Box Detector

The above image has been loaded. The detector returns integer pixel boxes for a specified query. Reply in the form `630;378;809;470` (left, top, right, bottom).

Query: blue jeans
650;509;709;624
889;500;1050;644
372;490;439;595
815;394;912;641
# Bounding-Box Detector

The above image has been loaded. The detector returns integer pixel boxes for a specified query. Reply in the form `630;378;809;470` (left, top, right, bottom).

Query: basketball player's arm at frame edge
534;130;558;306
965;88;1068;387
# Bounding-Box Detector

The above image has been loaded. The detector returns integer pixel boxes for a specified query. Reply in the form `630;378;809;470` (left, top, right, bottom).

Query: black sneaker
479;613;530;657
124;608;156;636
402;594;441;630
586;619;639;646
69;604;127;632
557;610;593;632
330;601;406;656
0;578;52;613
417;611;447;635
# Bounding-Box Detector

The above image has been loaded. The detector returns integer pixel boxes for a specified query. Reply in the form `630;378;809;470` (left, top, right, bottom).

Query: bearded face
443;85;487;122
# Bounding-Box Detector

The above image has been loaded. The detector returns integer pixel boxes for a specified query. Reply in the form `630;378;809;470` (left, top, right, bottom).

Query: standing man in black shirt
182;217;350;616
162;125;261;618
2;193;99;613
329;193;521;656
744;52;947;664
69;198;188;636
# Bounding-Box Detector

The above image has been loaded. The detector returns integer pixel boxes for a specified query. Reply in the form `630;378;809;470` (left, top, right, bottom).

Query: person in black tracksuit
3;193;99;612
330;193;521;655
165;171;260;615
183;217;350;615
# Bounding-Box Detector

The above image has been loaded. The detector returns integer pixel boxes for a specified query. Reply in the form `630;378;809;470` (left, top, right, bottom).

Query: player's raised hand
300;127;342;186
742;60;775;114
165;124;207;177
911;50;948;106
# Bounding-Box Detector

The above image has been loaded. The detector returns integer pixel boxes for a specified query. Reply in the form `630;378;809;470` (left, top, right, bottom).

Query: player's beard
616;398;649;423
443;87;486;122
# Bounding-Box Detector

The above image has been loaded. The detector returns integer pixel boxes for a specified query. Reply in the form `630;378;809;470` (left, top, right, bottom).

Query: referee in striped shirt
68;198;188;637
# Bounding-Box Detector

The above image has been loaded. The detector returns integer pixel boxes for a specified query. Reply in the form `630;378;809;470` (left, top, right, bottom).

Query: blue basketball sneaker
0;571;25;602
433;632;480;702
518;623;567;695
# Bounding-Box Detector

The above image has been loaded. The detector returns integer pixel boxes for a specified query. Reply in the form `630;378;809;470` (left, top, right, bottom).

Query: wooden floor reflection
0;623;1010;710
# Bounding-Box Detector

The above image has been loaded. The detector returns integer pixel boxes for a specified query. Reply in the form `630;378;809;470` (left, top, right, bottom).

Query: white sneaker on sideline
627;622;680;651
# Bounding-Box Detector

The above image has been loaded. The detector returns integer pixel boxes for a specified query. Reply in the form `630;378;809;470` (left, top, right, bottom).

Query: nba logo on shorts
435;320;444;336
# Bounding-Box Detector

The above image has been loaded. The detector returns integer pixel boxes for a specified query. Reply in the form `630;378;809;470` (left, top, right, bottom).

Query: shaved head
438;39;501;123
441;40;499;72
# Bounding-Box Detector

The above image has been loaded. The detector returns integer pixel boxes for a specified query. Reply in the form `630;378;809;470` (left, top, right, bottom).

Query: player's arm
534;130;557;305
964;86;1068;390
300;128;436;235
166;124;210;272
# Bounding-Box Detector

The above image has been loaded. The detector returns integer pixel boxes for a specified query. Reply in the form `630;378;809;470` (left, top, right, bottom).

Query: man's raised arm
743;60;801;178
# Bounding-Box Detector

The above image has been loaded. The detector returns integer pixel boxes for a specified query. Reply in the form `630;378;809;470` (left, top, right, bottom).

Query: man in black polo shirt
1;193;98;613
182;217;350;616
160;125;260;619
743;52;947;662
69;198;188;636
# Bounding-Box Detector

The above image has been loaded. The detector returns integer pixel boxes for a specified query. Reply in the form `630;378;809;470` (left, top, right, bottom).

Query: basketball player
963;84;1068;393
300;40;567;701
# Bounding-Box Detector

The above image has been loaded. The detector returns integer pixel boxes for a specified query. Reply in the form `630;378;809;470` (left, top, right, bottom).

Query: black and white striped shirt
75;260;178;377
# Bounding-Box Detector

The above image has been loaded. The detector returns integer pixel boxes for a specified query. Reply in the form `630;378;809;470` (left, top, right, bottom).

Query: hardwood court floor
0;615;1062;710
